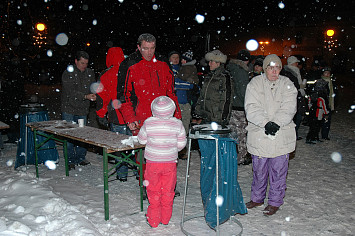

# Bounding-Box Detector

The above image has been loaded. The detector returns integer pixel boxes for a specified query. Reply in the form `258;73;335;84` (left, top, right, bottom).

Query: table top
0;121;10;129
26;120;145;152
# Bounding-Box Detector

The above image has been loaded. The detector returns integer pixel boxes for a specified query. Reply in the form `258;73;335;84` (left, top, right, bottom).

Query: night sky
1;0;354;83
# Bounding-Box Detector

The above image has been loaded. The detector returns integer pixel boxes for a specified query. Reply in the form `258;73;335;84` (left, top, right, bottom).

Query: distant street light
34;23;47;48
259;41;269;56
326;29;335;37
36;23;46;31
324;29;337;52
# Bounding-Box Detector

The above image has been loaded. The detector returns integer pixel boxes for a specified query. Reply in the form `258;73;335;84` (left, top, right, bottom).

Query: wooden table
0;121;10;149
26;120;145;220
0;121;10;130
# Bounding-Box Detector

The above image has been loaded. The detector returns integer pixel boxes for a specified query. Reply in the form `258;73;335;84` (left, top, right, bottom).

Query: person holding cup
61;50;96;170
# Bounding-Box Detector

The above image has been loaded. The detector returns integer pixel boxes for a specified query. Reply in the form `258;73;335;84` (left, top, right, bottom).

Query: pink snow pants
145;162;177;227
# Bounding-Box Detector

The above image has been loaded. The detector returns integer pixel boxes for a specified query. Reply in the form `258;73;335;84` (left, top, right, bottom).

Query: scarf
286;65;305;96
321;75;335;111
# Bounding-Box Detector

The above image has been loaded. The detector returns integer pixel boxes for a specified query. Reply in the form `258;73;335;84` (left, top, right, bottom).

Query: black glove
265;121;280;136
98;116;109;127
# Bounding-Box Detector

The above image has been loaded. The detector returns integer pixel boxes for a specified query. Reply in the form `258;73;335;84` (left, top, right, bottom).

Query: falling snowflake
55;33;69;46
6;160;14;167
246;39;259;51
278;2;285;9
195;14;205;24
67;65;74;72
211;122;218;130
331;152;342;163
215;195;224;206
143;180;149;187
45;160;56;170
47;50;53;57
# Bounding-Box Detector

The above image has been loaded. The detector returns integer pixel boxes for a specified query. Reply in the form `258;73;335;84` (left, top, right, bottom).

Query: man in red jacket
117;33;181;198
117;33;181;133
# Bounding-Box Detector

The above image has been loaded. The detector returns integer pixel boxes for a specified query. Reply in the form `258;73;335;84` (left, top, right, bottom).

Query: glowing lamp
36;23;45;31
326;29;335;37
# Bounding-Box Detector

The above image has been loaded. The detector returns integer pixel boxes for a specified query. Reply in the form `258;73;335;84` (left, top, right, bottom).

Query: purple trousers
250;154;289;207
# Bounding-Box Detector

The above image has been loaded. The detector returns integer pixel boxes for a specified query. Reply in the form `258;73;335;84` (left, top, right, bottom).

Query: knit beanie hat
254;58;264;67
205;50;227;64
168;51;180;59
151;96;176;118
322;67;331;73
263;54;282;71
182;51;193;62
237;49;251;61
287;56;300;65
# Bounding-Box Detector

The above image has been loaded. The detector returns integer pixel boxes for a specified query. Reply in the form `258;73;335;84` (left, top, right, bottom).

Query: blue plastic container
15;104;59;168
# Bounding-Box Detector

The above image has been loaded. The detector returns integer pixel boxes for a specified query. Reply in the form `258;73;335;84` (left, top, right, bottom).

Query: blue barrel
15;104;59;168
190;124;247;230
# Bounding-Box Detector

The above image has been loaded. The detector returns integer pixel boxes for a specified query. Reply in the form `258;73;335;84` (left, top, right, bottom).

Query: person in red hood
117;33;181;133
96;47;125;127
96;47;137;182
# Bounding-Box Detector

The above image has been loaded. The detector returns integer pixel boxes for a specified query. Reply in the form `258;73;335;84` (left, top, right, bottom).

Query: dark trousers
293;113;303;139
62;112;87;164
306;108;321;141
321;111;332;139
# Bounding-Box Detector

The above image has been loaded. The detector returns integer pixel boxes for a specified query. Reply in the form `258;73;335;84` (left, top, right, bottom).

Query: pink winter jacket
137;96;187;162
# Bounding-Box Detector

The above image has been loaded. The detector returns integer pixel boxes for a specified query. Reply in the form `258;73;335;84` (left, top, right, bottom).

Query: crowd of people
59;33;336;227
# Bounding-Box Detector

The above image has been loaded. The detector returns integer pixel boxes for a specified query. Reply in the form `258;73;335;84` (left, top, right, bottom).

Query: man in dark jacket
280;56;306;140
61;51;96;170
226;49;251;165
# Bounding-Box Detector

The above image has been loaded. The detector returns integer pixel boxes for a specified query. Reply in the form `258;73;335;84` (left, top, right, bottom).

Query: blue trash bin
15;103;59;168
198;136;247;229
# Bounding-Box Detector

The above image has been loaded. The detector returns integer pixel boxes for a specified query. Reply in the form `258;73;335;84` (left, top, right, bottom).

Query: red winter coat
120;55;181;125
96;47;125;124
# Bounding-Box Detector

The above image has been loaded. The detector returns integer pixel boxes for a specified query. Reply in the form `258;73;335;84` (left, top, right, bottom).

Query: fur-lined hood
228;58;249;72
205;50;227;64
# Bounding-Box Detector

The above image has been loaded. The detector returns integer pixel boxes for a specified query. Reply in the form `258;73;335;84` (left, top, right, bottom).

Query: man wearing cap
281;55;307;140
227;49;251;165
173;50;198;159
250;57;264;78
244;54;297;215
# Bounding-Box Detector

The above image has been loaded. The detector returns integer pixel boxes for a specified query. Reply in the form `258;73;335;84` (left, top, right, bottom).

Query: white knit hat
205;50;227;64
263;54;282;71
151;96;176;118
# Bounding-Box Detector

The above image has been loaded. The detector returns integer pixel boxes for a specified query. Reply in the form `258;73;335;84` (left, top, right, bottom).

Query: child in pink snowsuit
137;96;187;228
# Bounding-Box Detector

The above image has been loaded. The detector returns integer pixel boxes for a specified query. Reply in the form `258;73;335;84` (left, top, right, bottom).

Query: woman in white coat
244;54;298;216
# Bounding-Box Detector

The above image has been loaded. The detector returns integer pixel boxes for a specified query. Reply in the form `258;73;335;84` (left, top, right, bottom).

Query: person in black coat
280;68;306;140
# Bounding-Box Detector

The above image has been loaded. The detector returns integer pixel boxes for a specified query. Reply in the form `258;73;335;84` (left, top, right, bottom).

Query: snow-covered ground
0;81;354;236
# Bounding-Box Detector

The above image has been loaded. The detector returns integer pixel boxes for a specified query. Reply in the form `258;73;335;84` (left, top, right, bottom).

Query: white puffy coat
245;73;298;157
